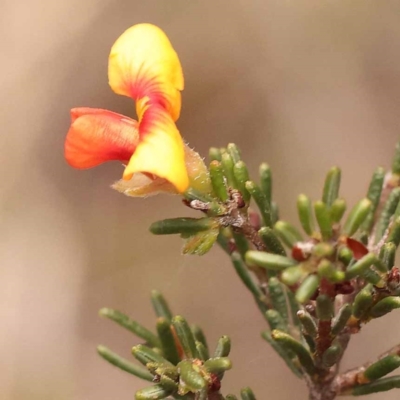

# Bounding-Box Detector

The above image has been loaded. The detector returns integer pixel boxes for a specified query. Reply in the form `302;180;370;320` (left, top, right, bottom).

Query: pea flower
65;24;210;196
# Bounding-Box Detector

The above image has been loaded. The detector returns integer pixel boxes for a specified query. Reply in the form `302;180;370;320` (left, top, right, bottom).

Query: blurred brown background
1;0;400;399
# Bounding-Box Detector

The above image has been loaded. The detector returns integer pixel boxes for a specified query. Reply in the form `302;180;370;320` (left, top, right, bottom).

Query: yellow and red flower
65;23;209;196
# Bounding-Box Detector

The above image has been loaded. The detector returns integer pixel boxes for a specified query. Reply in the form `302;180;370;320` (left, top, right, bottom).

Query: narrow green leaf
271;202;280;226
295;275;320;304
97;345;154;381
210;160;229;201
338;246;353;266
182;229;219;256
314;201;333;240
132;344;172;366
261;331;303;378
392;142;400;175
258;227;286;256
191;325;209;359
265;309;287;332
227;143;242;163
330;198;347;223
172;316;198;359
245;251;296;271
156;318;181;365
281;265;307;286
379;242;396;270
343;198;372;237
361;167;385;233
226;395;239;400
322;343;342;367
268;277;289;323
214;335;231;357
178;360;206;391
352;284;374;319
204;357;232;373
230;252;266;312
150;218;217;235
331;304;351;335
259;163;272;206
322;167;341;208
245;181;272;227
209;147;222;162
352;376;400;396
387;217;400;248
297;310;317;337
363;355;400;381
99;308;160;348
240;387;257;400
370;296;400;318
274;220;303;248
221;152;236;188
317;259;345;283
195;341;208;361
345;252;378;279
375;187;400;243
233;161;251;203
135;384;173;400
297;194;315;235
151;290;173;322
271;330;316;375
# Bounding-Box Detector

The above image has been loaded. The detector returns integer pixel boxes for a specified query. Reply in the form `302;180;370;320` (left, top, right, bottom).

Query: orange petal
108;23;183;121
65;108;139;169
122;103;189;193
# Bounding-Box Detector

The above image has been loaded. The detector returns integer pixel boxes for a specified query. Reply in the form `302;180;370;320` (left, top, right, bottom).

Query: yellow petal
108;23;183;121
122;103;189;193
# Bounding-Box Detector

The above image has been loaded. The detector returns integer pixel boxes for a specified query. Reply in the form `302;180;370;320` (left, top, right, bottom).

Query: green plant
97;142;400;399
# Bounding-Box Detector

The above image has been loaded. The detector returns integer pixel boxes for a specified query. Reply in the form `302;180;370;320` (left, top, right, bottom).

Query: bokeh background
2;0;400;399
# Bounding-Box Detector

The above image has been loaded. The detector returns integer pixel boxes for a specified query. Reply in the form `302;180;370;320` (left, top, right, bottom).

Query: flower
65;23;210;196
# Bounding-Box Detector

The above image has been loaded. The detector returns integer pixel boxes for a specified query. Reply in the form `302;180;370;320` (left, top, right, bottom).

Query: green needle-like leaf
258;227;286;255
261;331;303;378
361;167;385;233
295;275;319;304
322;343;342;367
209;147;222;162
345;253;378;279
191;325;209;359
259;163;272;207
363;355;400;381
214;335;231;357
265;309;288;332
271;330;316;375
314;201;333;240
316;294;334;321
322;167;341;208
392;141;400;175
227;143;242;163
204;357;232;373
172;316;198;359
245;251;296;271
156;318;181;365
297;194;315;235
233;161;251;203
150;218;217;236
151;290;173;322
351;376;400;396
331;304;351;335
99;308;160;348
297;310;317;337
370;296;400;318
375;187;400;243
135;384;173;400
330;198;347;223
132;344;172;366
240;387;257;400
221;152;236;188
268;277;289;324
343;198;372;237
246;180;272;227
97;345;154;381
379;242;396;270
274;220;303;248
352;284;374;319
178;360;207;391
210;160;229;201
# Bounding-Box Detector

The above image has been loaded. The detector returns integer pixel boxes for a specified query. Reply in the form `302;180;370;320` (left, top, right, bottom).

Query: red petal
65;108;139;169
346;237;369;260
